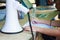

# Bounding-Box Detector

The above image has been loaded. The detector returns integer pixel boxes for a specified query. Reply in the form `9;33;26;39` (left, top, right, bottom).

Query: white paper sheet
23;22;54;29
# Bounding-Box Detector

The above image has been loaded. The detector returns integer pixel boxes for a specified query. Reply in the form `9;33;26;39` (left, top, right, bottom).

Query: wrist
50;20;53;26
36;27;41;32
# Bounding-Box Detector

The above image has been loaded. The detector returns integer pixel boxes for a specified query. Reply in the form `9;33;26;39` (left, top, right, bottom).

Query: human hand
31;18;40;24
24;26;39;32
31;17;45;24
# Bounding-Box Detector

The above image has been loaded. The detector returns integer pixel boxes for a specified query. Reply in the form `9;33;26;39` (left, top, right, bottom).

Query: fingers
24;26;30;31
31;18;38;23
32;21;38;24
24;26;37;32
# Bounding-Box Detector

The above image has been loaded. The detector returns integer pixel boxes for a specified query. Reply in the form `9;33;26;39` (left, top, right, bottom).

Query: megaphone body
1;0;29;34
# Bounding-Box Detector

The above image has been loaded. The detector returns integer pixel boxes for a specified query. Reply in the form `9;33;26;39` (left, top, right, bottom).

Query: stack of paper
23;22;54;29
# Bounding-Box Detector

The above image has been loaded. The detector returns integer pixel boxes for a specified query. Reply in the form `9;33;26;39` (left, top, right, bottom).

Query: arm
38;20;60;27
37;27;60;37
32;18;60;27
51;20;60;27
24;18;60;37
24;26;60;37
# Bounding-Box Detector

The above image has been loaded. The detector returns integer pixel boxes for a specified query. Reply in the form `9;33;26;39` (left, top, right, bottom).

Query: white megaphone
1;0;29;34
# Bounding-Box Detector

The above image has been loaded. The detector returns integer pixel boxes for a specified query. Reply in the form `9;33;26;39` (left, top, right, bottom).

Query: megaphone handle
27;12;34;40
